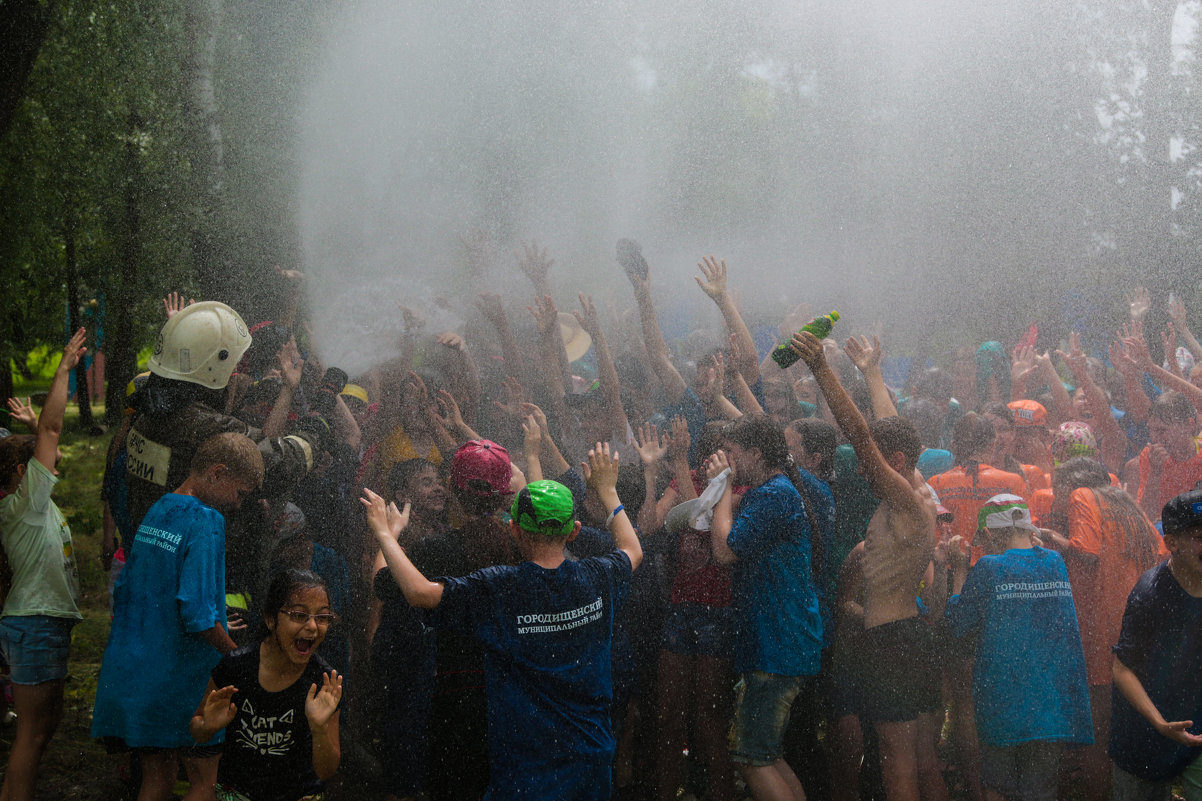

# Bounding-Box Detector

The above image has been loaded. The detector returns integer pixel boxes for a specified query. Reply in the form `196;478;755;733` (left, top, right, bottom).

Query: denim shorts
661;603;736;658
728;671;804;766
979;741;1063;801
0;614;76;685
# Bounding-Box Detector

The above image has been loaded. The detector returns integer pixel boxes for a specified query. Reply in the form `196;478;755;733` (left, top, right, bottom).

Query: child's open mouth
294;638;315;656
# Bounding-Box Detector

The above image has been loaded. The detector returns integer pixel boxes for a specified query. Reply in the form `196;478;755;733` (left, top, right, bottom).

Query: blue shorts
728;671;804;766
0;614;77;685
661;603;736;658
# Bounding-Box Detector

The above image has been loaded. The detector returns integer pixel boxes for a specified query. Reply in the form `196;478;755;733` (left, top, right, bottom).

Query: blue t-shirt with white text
947;547;1092;747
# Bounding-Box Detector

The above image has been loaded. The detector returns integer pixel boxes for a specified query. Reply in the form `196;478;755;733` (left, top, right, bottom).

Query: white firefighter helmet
149;301;252;389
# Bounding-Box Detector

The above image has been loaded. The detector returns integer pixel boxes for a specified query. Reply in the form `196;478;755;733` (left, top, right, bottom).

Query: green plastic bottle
771;310;840;368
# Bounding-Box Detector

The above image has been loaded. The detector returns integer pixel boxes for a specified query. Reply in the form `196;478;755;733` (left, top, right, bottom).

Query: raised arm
583;443;642;569
792;331;919;512
630;422;668;535
522;401;571;478
623;252;688;403
703;449;737;565
361;489;444;608
528;295;573;441
574;294;631;441
273;266;305;328
35;329;87;470
695;256;760;385
432;332;481;427
1109;336;1152;425
843;334;897;420
1168;293;1202;362
476;292;529;385
1057;331;1127;471
518;241;572;388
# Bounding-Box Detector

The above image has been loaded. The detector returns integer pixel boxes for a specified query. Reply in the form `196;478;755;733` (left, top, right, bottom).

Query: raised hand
789;330;827;370
694;256;729;301
583;442;620;495
436;331;466;352
632;422;668;467
517;239;554;290
1054;331;1087;377
1168;293;1189;328
60;328;88;373
695;352;725;402
843;334;882;374
436;389;466;429
476;292;508;329
1109;339;1140;377
666;415;691;461
704;448;733;481
1127;286;1151;323
573;293;601;337
522;414;542;455
200;685;239;733
162;291;195;319
520;401;549;434
360;488;411;541
6;397;37;432
305;670;343;730
279;350;303;389
528;295;559;337
494;376;528;420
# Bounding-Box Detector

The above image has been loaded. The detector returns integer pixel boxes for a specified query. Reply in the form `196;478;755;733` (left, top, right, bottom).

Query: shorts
102;738;222;760
216;784;323;801
661;603;736;658
0;614;76;685
858;617;941;723
979;741;1063;801
1113;751;1202;801
728;671;804;766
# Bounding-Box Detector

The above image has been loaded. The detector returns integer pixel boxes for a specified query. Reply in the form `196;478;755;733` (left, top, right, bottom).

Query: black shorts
857;617;942;723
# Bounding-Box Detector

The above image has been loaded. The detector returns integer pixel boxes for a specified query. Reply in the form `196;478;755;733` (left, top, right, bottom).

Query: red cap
451;440;512;497
1007;399;1048;428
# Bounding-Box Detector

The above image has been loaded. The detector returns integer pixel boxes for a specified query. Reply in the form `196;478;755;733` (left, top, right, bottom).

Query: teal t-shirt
0;458;81;619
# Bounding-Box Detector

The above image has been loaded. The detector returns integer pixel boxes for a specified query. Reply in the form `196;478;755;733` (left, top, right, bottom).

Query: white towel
688;468;732;531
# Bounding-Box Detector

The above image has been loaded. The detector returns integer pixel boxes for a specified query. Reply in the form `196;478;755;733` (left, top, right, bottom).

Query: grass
0;403;130;800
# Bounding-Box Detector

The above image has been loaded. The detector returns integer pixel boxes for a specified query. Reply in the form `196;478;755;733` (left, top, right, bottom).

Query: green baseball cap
510;480;576;537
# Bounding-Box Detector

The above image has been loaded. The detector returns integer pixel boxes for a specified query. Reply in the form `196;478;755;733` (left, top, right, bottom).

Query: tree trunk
183;0;238;304
0;0;53;140
105;112;144;426
63;214;96;433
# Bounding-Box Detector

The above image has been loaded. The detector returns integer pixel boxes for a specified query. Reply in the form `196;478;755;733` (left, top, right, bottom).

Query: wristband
606;504;625;527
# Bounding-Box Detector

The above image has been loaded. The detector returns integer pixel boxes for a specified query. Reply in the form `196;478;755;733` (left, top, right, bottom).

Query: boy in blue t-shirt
91;432;264;801
1109;489;1202;800
364;443;642;801
947;494;1093;801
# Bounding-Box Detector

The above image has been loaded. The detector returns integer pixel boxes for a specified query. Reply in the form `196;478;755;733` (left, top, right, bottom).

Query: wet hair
900;398;944;450
787;419;837;480
242;323;292;377
1150;390;1197;424
451;480;519;569
190;432;265;486
868;416;922;470
724;416;825;581
1053;456;1109;493
259;568;327;639
951;412;996;469
0;435;36;485
695;421;730;465
388;458;439;498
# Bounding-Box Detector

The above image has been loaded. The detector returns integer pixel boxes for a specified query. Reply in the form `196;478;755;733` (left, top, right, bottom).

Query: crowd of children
2;251;1202;801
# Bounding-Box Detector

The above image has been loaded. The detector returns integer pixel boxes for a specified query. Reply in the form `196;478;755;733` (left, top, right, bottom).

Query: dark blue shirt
1110;561;1202;781
431;550;632;801
727;474;823;676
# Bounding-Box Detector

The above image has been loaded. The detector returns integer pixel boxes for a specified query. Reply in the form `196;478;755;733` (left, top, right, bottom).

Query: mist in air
297;0;1196;375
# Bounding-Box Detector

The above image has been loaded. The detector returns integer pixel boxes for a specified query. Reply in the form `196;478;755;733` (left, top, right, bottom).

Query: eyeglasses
280;610;337;627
